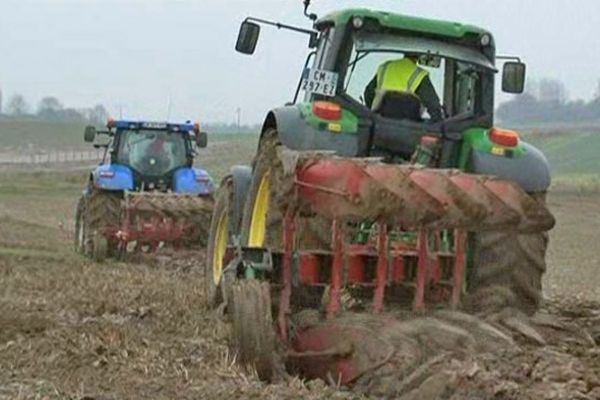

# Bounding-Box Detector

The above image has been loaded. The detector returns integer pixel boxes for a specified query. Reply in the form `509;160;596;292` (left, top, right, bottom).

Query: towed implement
75;119;214;261
207;2;555;386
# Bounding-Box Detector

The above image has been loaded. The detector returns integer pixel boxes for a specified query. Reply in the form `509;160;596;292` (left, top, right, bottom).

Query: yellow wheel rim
248;171;271;247
212;210;229;285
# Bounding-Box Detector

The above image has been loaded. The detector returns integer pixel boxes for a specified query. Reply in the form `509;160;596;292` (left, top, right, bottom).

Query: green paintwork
297;102;360;134
459;127;527;170
317;8;489;39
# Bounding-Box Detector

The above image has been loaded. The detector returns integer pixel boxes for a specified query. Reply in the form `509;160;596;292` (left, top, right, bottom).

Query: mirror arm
496;55;522;63
245;17;317;38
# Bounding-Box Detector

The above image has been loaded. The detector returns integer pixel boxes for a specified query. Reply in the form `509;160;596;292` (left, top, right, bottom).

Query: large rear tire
468;192;549;315
240;130;283;249
239;129;330;251
84;190;122;262
205;179;233;308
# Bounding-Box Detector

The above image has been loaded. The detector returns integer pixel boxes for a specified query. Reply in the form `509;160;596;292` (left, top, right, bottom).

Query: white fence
0;149;104;165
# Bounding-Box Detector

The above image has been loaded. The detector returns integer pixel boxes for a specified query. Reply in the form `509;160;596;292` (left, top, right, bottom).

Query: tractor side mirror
84;126;97;142
502;62;526;94
236;21;260;55
195;131;208;148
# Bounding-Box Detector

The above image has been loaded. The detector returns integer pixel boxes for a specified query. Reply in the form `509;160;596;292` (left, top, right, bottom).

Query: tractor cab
309;10;526;120
236;8;529;165
84;120;211;193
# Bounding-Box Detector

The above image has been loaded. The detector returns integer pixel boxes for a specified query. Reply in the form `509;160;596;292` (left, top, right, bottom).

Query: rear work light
313;101;342;121
489;128;519;147
99;171;115;178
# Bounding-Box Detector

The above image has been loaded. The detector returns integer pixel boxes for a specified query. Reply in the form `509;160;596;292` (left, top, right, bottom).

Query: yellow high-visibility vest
373;58;429;109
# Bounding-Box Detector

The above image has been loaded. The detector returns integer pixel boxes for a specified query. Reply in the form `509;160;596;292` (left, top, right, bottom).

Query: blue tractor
75;119;215;261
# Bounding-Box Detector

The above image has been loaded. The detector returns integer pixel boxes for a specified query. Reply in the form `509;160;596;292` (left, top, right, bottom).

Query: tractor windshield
117;130;188;176
344;31;495;120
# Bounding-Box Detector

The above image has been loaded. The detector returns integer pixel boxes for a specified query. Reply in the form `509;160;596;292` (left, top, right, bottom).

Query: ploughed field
0;167;599;399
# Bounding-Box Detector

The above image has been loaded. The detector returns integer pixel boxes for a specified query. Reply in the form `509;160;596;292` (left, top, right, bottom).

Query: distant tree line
0;93;109;124
202;122;262;134
497;78;600;124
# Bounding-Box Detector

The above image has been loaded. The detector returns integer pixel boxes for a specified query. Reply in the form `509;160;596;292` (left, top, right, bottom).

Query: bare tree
524;78;539;99
88;104;109;123
37;96;63;113
6;94;29;116
594;80;600;101
538;78;568;104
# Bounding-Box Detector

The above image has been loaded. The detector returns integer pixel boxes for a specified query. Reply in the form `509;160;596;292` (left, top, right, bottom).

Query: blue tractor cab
84;119;213;195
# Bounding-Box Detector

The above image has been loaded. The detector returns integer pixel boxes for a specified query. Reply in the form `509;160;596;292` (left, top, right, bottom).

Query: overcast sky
0;0;597;124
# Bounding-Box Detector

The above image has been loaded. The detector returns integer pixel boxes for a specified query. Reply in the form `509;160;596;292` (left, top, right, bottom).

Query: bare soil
1;172;599;399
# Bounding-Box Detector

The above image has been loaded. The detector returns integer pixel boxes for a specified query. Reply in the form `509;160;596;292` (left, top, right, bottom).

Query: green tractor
206;3;555;383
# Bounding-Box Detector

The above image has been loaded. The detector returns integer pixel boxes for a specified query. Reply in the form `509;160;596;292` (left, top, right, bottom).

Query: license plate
301;68;338;97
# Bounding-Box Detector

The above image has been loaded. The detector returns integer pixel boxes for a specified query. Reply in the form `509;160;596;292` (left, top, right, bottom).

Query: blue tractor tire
83;189;123;262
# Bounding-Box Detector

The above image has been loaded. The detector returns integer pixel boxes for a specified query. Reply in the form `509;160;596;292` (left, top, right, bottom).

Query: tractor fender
93;164;134;191
262;106;360;156
471;141;551;192
173;167;215;195
229;165;253;236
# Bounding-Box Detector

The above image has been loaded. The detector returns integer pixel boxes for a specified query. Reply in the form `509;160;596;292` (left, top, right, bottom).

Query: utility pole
236;107;241;133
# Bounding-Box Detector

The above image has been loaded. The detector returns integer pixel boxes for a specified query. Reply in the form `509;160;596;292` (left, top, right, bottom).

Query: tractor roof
109;120;196;132
316;8;488;39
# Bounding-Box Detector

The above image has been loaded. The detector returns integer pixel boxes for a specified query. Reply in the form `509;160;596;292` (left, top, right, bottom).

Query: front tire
231;280;276;381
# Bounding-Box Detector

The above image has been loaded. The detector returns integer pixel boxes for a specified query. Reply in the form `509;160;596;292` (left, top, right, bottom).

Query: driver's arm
416;76;443;122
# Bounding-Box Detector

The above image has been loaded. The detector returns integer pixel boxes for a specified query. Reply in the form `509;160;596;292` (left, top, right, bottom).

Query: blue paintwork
87;119;214;195
173;167;215;195
93;164;134;191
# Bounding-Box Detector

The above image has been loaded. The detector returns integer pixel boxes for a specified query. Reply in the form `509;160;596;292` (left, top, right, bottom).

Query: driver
364;54;443;122
146;135;172;170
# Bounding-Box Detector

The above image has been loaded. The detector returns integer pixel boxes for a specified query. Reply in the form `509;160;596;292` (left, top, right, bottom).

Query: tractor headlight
480;34;491;46
352;16;364;30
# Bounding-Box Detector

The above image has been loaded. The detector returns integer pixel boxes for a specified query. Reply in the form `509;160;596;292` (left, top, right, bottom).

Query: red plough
262;153;556;384
116;192;213;253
